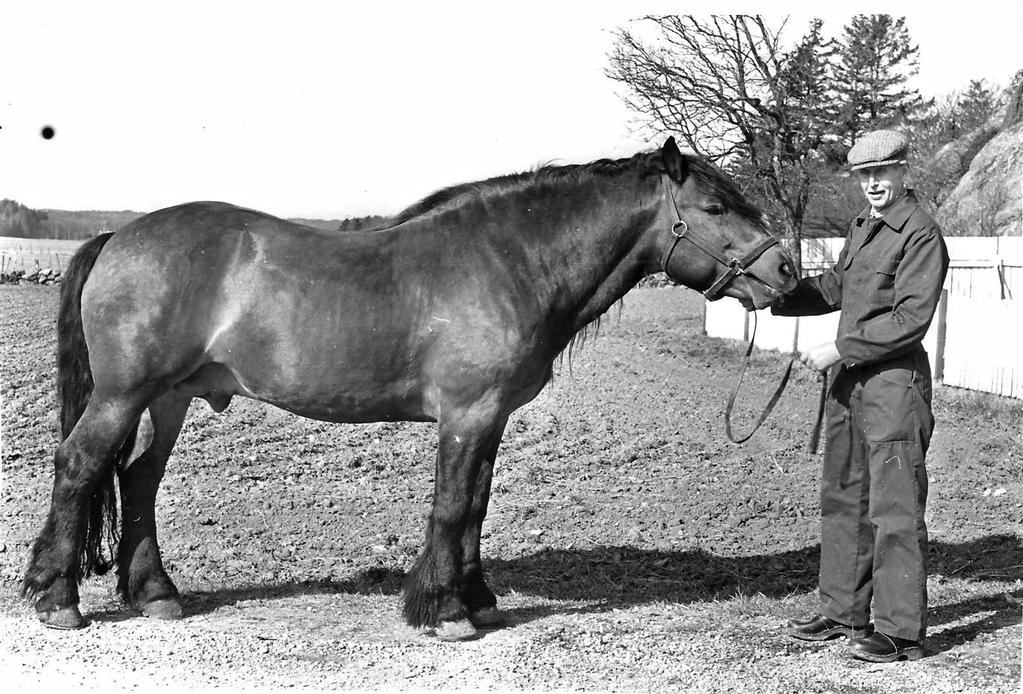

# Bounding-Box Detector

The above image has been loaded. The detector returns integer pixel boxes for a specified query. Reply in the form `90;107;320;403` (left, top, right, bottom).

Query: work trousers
818;348;934;642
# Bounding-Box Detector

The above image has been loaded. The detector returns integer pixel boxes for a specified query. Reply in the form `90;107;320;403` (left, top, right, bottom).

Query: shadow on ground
926;591;1023;654
166;533;1021;643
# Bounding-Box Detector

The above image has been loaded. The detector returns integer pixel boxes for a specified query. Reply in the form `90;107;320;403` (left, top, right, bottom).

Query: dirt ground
1;284;1021;693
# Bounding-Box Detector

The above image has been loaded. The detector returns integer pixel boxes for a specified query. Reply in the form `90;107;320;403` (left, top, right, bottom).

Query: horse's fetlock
461;574;497;611
402;550;469;627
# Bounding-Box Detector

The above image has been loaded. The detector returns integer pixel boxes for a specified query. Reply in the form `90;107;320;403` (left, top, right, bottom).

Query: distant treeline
0;200;142;239
336;215;392;231
0;200;394;239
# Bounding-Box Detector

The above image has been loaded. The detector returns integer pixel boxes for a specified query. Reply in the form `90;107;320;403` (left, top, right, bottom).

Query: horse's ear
661;136;688;182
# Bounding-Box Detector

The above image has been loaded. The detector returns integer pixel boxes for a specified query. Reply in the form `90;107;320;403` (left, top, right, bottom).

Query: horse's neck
518;178;659;336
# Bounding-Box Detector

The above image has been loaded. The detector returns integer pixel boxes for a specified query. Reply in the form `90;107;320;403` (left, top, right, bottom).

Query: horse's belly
175;359;433;424
259;368;432;423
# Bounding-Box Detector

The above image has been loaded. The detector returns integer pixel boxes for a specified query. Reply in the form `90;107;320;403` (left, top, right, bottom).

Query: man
772;129;949;663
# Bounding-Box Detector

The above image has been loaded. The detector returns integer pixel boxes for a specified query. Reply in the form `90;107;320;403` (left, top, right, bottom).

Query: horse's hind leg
461;426;506;627
116;392;190;619
23;393;148;629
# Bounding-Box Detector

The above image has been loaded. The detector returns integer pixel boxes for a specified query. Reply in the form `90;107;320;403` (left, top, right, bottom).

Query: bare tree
607;15;838;275
977;184;1013;237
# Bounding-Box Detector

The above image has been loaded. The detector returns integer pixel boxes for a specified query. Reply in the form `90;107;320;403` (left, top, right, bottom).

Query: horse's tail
57;232;137;578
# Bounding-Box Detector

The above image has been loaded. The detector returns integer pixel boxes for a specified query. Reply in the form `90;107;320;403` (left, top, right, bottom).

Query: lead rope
808;370;828;454
723;311;829;453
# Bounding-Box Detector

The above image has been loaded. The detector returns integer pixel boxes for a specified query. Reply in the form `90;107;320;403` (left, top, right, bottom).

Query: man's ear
662;136;688;182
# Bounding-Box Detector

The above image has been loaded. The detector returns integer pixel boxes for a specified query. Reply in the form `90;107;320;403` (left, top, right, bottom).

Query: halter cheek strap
660;177;779;301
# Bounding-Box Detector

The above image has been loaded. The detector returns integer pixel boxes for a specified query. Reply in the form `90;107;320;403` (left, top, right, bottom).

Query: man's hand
799;341;842;371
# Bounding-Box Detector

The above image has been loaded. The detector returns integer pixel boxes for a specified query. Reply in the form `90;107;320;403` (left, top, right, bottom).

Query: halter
658;177;823;450
659;176;779;301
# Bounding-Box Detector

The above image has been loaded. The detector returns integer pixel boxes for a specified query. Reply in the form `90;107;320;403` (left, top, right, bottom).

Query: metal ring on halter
671;220;689;237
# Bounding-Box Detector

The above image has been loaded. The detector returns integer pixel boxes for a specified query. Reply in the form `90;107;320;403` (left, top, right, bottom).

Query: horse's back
86;200;400;315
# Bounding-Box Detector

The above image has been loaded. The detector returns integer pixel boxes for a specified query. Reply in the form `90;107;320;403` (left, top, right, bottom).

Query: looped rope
724;311;829;453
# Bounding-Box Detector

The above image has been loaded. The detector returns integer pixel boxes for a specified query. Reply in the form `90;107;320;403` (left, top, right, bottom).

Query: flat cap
847;129;909;170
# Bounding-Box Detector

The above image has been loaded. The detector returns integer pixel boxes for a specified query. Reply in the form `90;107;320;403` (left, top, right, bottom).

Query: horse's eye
704;204;726;216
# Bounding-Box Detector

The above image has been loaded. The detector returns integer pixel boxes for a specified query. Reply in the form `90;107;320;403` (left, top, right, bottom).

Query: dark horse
23;138;796;640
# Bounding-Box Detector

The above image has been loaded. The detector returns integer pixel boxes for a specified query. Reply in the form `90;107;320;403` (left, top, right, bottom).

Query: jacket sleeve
836;224;949;368
770;241;848;317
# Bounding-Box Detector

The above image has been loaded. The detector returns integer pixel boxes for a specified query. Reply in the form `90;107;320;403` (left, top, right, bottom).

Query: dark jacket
773;191;949;368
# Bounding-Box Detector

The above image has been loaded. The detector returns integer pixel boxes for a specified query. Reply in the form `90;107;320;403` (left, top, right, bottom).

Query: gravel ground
1;284;1021;692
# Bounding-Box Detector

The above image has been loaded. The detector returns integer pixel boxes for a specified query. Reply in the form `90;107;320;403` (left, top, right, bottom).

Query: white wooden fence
705;236;1023;399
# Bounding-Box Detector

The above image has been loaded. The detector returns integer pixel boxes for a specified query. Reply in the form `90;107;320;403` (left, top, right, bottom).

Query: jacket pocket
872;259;899;306
876;259;899;277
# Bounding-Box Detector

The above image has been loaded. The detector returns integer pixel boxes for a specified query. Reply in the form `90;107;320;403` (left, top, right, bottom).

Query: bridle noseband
659;176;779;301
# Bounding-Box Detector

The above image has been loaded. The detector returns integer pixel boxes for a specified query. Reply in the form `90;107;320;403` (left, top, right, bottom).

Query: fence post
934;289;948;382
997;257;1011;300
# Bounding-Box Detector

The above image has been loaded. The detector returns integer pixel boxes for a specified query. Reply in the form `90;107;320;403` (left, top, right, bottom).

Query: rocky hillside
938;81;1023;236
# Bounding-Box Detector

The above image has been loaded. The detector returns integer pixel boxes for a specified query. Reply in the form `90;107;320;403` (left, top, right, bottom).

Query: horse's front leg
460;428;506;628
403;405;502;641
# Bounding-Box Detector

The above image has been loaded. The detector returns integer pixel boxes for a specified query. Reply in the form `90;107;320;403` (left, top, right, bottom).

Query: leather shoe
848;631;924;662
787;614;869;642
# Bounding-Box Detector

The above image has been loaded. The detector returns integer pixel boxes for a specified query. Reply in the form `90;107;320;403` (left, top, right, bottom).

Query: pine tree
834;14;924;144
958;79;999;133
779;19;839;156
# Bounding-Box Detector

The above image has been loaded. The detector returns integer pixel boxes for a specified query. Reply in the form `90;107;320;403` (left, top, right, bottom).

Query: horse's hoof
470;606;506;627
141;598;184;620
37;605;86;630
434;618;478;641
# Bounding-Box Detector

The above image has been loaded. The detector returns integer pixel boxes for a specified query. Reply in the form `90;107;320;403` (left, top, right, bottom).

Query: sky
2;1;1021;220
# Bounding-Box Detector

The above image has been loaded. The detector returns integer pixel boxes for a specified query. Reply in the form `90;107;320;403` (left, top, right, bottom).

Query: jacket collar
855;189;919;232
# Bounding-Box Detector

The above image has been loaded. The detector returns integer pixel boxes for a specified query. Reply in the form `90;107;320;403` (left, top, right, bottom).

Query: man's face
856;164;907;213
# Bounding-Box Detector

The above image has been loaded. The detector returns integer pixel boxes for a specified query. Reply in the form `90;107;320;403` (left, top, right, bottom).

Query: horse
22;137;797;640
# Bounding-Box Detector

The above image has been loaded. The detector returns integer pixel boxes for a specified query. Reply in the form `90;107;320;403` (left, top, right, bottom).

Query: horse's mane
378;149;765;231
378;148;766;363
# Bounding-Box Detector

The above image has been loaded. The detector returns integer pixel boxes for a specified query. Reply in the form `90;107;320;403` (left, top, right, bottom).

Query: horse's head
653;137;797;309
